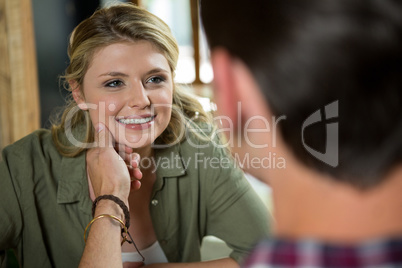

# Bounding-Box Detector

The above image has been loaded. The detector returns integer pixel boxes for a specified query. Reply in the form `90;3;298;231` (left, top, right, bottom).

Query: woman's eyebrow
98;72;129;77
98;68;170;78
145;68;170;76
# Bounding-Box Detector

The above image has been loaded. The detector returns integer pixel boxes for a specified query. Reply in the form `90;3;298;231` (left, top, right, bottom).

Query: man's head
201;0;402;189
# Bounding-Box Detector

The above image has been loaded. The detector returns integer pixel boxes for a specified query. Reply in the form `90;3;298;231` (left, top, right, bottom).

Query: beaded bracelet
84;214;128;245
89;195;145;261
92;195;130;229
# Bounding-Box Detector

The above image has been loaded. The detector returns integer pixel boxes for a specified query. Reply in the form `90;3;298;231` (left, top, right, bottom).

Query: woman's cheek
87;101;116;129
88;109;100;126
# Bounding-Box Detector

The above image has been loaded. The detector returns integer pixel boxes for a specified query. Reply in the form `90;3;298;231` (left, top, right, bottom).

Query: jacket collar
154;142;187;179
56;141;187;212
57;151;92;215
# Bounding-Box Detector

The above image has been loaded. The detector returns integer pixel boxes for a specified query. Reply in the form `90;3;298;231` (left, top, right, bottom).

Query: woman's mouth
116;115;156;130
118;115;155;125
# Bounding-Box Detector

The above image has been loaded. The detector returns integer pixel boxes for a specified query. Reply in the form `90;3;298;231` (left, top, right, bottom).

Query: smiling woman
0;3;270;268
52;3;211;158
71;41;173;150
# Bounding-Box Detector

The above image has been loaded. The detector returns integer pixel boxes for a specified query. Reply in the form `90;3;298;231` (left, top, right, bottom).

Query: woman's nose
127;83;150;109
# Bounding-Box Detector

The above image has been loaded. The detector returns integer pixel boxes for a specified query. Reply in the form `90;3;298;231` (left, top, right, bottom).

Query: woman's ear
70;80;88;110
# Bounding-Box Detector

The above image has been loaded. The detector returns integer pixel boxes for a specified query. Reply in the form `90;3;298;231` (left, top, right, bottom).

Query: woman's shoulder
156;122;219;152
154;122;228;163
2;129;57;160
182;122;227;154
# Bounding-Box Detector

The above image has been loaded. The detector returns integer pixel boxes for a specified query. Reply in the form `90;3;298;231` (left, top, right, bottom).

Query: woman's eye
105;80;124;88
147;76;165;84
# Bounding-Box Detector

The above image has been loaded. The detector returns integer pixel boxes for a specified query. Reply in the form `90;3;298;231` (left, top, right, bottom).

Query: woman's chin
112;124;160;148
115;135;153;149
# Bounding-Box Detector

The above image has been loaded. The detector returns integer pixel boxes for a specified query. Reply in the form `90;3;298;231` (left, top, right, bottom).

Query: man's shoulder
243;236;402;267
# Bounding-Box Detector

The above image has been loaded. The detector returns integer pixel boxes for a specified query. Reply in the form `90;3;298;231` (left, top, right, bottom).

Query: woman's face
73;41;173;149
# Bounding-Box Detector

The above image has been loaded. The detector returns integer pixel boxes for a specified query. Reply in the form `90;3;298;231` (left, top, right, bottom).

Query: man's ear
231;57;272;120
210;48;239;126
70;80;88;110
211;48;272;125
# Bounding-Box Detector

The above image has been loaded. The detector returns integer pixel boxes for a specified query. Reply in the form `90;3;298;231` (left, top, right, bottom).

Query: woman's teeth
119;116;154;125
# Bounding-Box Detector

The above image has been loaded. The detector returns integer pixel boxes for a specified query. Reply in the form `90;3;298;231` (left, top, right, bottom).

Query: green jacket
0;129;270;267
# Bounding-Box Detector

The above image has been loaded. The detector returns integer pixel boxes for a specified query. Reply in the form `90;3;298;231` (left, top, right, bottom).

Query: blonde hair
52;3;213;157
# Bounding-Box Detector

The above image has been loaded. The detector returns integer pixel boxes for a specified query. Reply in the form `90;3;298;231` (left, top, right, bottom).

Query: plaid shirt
243;236;402;267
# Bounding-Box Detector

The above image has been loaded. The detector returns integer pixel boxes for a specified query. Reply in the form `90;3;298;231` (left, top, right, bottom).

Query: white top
121;241;168;264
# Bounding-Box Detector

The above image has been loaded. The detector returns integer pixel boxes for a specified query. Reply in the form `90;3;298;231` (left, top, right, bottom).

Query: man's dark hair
201;0;402;188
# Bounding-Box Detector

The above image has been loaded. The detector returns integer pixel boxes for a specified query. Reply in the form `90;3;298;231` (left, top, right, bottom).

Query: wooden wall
0;0;40;155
